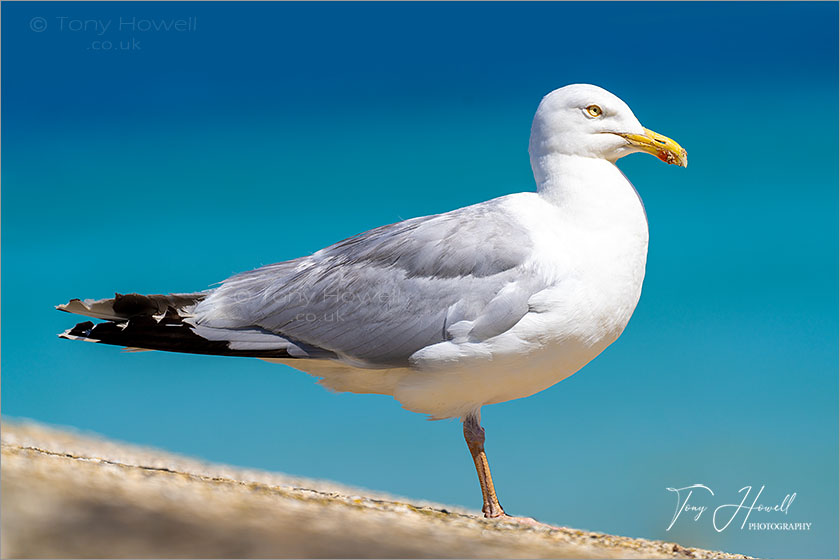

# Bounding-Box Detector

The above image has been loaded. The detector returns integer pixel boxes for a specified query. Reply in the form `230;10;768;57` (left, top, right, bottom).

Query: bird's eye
586;105;603;118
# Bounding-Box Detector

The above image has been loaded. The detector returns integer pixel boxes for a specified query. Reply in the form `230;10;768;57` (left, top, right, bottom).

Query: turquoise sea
2;2;837;557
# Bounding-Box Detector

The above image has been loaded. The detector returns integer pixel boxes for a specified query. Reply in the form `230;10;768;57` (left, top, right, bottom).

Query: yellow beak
617;128;688;168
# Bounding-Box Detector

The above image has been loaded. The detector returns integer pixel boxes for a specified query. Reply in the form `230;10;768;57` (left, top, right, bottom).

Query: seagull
58;84;686;519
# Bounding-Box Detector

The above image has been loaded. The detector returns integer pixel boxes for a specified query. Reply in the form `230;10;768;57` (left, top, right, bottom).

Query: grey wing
193;198;542;367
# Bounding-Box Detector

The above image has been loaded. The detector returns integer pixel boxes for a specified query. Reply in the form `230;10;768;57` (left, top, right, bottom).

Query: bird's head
529;83;687;168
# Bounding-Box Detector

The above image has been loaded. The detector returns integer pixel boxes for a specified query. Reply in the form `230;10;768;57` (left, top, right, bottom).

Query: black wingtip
58;320;97;341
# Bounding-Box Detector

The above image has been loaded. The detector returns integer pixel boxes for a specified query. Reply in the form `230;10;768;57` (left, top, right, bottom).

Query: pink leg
463;414;506;518
463;415;553;526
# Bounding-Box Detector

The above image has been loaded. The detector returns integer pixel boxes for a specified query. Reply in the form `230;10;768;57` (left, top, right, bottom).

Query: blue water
2;2;837;558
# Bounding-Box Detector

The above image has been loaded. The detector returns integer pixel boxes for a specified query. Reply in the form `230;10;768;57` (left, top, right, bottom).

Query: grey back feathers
59;197;545;368
193;198;540;367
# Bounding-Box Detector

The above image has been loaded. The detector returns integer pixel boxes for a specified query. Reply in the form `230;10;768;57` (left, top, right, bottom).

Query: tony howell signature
666;484;809;532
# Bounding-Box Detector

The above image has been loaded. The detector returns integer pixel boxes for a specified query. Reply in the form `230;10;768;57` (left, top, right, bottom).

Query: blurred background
2;2;837;558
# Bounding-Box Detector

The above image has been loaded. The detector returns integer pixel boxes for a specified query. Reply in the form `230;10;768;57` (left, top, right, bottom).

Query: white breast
507;158;649;348
276;158;650;420
391;160;650;419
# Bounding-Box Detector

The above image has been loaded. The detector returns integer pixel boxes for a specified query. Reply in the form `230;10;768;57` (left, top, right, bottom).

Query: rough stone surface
1;421;751;559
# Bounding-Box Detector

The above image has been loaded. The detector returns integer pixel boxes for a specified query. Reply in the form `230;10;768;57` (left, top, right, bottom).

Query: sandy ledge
1;421;751;559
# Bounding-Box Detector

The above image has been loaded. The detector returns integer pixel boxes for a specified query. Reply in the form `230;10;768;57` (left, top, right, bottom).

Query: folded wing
194;197;543;367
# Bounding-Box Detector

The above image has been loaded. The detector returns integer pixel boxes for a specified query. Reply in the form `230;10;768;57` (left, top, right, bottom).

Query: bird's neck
532;153;620;204
530;152;648;233
529;153;649;345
